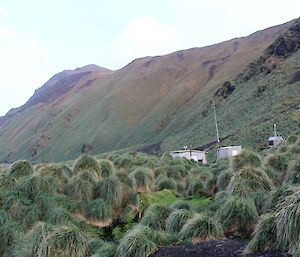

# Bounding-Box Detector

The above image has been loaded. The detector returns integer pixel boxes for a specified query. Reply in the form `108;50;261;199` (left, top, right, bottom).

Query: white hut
217;145;242;159
170;150;208;164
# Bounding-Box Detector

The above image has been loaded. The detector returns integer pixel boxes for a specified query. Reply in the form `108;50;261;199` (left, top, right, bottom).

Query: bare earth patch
150;239;291;257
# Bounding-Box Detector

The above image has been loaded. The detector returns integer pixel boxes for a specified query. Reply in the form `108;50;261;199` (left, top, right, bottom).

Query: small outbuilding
170;150;208;164
268;124;284;148
217;145;242;159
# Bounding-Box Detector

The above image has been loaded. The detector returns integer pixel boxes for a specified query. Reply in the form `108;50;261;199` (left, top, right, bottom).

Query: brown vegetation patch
73;212;112;228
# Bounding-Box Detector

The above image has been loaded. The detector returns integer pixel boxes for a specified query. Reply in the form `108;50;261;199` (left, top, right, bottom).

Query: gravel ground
150;239;291;257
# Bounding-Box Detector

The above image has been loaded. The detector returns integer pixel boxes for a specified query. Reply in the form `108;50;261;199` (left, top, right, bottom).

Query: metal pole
274;124;277;137
213;101;220;144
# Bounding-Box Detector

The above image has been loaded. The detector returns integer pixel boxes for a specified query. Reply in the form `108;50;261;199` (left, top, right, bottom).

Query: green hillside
0;19;299;162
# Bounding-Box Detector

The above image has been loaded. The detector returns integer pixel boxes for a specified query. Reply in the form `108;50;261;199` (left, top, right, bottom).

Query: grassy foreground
1;135;300;257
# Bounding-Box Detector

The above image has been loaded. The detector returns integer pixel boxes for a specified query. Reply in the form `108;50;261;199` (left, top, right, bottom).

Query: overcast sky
0;0;299;116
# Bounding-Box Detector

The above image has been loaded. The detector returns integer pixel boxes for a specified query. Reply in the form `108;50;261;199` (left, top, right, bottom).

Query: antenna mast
273;124;277;137
213;101;220;146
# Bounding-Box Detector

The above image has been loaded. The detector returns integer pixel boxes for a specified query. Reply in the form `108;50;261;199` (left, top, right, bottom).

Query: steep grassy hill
0;18;299;162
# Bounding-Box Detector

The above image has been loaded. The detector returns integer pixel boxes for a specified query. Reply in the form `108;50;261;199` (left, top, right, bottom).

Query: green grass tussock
217;196;258;237
94;176;122;209
8;160;33;179
156;176;177;191
73;154;101;176
285;158;300;184
233;150;261;170
170;201;192;211
37;224;89;257
179;212;224;243
245;212;277;254
276;189;300;256
141;204;171;230
116;225;158;257
86;198;113;226
131;167;154;193
228;166;273;196
216;170;232;191
263;154;288;185
166;209;193;233
99;159;115;177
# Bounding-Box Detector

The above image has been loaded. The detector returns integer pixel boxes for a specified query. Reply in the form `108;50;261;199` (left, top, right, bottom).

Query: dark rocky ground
151;239;291;257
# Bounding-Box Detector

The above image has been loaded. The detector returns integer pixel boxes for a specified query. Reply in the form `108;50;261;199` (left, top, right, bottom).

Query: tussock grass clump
285;158;300;184
115;171;133;188
85;198;112;227
0;209;10;226
91;241;116;257
94;176;122;209
19;175;59;200
124;189;140;207
37;224;89;257
77;169;99;186
46;207;73;225
265;186;296;211
74;154;101;175
0;221;21;255
141;204;171;230
216;170;232;191
0;173;16;190
39;164;68;183
233;150;261;170
166;209;193;233
186;178;204;196
131;167;154;193
99;159;115;177
170;201;192;211
228;166;273;196
67;176;94;203
179;213;224;243
244;212;277;254
115;225;158;257
263;154;288;185
250;191;268;215
156;177;177;191
287;134;298;144
205;176;217;194
217;196;258;237
8;160;33;179
276;189;300;256
166;164;189;180
114;154;135;169
210;159;230;175
209;191;228;212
